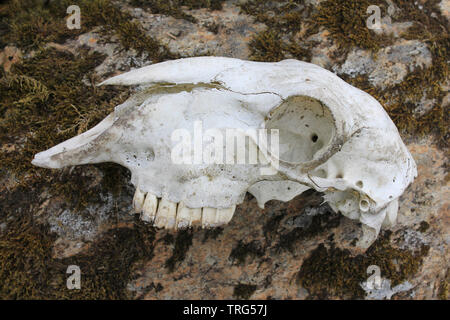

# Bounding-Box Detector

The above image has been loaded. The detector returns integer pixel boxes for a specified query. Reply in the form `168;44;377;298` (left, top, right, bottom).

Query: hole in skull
356;180;364;188
360;199;369;211
265;95;335;164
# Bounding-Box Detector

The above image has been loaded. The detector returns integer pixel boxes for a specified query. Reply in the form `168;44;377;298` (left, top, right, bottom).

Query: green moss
296;231;430;299
278;210;340;252
314;0;392;52
0;185;156;299
2;0;78;50
2;0;174;61
0;193;57;299
438;274;448;300
243;1;448;147
418;221;430;233
130;0;226;23
164;229;194;272
0;0;179;299
56;221;156;299
342;34;448;147
262;211;284;239
330;0;448;147
202;227;223;243
0;47;132;209
239;1;314;62
229;240;264;266
233;283;257;300
239;0;313;34
248;30;285;62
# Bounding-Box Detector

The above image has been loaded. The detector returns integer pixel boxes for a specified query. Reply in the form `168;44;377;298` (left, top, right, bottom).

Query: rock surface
0;0;448;300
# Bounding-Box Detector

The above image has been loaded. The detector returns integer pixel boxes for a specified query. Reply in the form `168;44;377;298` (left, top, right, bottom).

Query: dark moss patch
243;1;448;147
2;0;80;50
240;0;315;34
164;229;194;273
438;271;448;300
417;221;430;233
394;0;448;41
338;0;448;147
239;1;314;62
249;21;312;62
233;283;257;300
296;231;429;299
229;240;264;266
248;30;285;62
0;47;132;209
2;0;174;61
202;227;223;243
136;282;164;299
57;220;156;299
0;0;174;298
0;185;156;299
277;209;340;252
314;0;392;52
342;35;448;148
0;187;56;299
263;211;284;239
131;0;226;23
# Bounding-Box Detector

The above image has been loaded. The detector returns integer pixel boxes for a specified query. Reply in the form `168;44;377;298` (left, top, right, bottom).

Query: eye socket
265;95;336;164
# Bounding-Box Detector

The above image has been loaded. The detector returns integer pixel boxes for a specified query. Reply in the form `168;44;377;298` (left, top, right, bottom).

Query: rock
131;2;266;59
335;40;432;88
0;46;22;72
0;0;447;300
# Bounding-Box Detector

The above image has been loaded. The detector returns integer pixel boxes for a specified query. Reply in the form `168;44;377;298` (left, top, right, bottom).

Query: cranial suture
32;57;417;248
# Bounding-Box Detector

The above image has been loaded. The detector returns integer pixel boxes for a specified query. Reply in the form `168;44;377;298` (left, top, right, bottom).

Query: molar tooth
154;198;177;229
201;207;217;228
176;202;202;229
141;193;158;223
176;202;191;229
190;207;202;227
133;187;146;213
216;206;236;225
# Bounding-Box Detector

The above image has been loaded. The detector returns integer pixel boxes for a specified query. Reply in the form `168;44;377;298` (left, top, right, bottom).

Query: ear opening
264;95;336;165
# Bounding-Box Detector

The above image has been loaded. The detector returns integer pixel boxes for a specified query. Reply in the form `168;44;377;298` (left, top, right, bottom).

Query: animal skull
31;57;417;248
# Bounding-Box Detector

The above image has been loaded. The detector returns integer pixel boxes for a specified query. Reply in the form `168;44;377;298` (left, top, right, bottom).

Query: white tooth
141;193;158;223
201;207;217;228
176;202;192;229
154;198;177;229
133;187;146;213
216;206;236;225
190;207;202;227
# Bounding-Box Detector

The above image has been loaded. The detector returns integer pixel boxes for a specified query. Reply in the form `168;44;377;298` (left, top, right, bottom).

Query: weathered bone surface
31;57;417;248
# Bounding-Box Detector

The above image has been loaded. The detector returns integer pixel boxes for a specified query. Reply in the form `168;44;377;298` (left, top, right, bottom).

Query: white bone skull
31;57;417;248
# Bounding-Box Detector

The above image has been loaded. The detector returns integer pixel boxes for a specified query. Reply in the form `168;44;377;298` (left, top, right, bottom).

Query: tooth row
132;187;236;229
